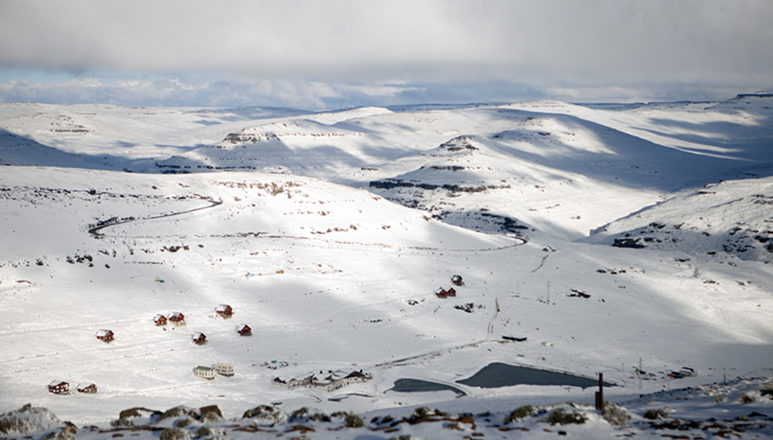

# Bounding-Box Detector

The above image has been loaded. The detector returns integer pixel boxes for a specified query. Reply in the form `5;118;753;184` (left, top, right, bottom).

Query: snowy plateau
1;95;772;439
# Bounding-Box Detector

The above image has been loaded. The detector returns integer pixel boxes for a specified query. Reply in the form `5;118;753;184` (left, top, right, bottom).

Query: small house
169;312;186;325
345;370;368;380
435;287;457;298
237;324;252;336
216;304;234;318
215;362;234;377
48;381;69;395
95;329;114;343
192;333;207;345
194;366;215;380
77;383;98;394
451;275;464;286
154;314;167;326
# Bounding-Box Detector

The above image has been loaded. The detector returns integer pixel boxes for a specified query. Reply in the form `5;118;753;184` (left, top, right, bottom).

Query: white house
215;362;234;377
194;366;215;380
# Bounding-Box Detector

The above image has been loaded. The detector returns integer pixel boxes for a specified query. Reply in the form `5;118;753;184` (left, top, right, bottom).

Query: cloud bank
1;0;772;108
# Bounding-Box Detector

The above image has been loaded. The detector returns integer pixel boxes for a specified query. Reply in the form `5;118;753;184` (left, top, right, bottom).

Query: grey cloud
1;0;772;107
2;0;772;86
0;77;426;109
1;76;758;110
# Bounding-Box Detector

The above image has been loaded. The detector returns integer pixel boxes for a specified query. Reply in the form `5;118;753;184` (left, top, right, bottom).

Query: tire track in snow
531;244;556;273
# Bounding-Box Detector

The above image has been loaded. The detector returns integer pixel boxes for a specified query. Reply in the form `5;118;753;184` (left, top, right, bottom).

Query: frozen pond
389;378;466;396
457;362;614;389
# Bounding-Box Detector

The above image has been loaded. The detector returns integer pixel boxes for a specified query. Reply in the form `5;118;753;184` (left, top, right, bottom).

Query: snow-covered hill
0;96;771;439
583;176;773;263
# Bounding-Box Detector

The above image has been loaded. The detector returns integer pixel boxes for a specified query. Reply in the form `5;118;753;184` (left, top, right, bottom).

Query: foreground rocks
1;392;772;440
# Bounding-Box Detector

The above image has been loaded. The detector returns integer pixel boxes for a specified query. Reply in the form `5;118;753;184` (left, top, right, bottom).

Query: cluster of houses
194;363;234;380
147;305;251;347
187;305;248;380
436;274;464;298
154;311;186;327
273;370;372;392
82;304;252;388
48;381;97;395
435;287;457;298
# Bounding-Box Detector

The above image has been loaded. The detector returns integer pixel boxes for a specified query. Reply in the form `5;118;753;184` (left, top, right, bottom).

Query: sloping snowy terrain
0;96;771;439
583;177;773;263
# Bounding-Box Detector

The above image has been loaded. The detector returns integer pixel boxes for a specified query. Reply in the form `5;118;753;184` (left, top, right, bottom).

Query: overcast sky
1;0;772;109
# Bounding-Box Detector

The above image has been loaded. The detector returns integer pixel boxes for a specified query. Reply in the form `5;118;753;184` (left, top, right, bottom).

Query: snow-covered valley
1;96;772;439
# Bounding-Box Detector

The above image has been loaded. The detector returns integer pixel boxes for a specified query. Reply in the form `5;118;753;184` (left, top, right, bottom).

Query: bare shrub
504;405;536;424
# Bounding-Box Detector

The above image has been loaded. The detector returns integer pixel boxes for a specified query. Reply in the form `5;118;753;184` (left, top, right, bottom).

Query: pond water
389;378;466;396
456;362;614;389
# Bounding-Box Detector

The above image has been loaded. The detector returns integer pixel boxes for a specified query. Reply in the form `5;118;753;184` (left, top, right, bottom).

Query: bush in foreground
504;405;536;424
544;408;587;425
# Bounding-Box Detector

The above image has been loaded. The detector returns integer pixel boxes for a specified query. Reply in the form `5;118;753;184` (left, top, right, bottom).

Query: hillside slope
0;98;771;436
582;176;773;263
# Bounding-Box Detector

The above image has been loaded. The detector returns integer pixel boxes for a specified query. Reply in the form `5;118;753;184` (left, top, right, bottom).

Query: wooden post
595;373;604;410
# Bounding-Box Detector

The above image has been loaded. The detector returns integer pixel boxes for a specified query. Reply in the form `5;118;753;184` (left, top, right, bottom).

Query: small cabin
216;304;234;318
77;383;98;394
451;275;464;286
345;370;368;380
237;324;252;336
154;314;167;326
95;329;114;343
195;366;215;380
169;312;186;325
435;287;457;299
48;381;69;395
192;333;207;345
215;362;234;377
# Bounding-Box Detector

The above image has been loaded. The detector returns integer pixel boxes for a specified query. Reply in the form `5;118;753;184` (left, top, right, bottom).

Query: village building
215;362;234;377
275;370;371;392
237;324;252;336
216;304;234;318
312;370;372;392
192;333;207;345
194;366;215;380
169;312;186;325
77;383;98;394
95;329;114;342
435;287;457;298
153;314;167;326
451;275;464;286
273;375;315;390
48;381;69;395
